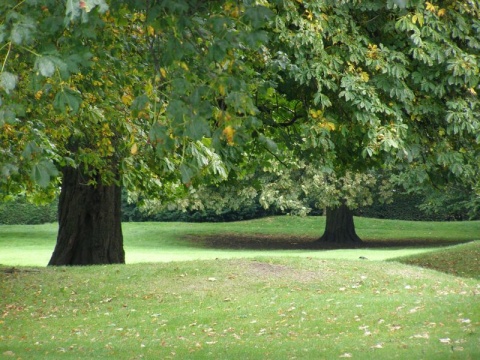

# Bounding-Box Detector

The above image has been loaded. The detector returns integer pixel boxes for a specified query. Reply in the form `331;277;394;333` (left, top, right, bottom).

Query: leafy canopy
0;0;479;211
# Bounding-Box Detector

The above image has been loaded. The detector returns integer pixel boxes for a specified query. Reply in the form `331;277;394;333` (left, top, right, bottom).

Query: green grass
1;258;479;359
1;217;479;359
1;216;479;266
391;241;480;280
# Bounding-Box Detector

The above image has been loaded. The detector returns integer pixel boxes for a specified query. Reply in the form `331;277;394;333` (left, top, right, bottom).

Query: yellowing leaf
145;81;154;97
321;121;336;131
131;143;138;155
147;25;155;36
219;84;226;96
121;94;133;106
222;126;235;145
437;8;446;17
412;12;424;26
34;90;43;100
425;2;436;12
360;71;370;82
160;68;167;78
309;109;322;119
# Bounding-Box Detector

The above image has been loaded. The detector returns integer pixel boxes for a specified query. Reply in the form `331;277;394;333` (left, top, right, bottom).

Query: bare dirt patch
229;259;330;283
183;233;469;250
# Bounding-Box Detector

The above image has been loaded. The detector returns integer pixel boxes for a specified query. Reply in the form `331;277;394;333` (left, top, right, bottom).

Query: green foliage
0;198;57;225
0;0;275;206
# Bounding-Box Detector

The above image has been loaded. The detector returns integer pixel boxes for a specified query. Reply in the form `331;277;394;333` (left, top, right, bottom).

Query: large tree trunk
317;204;362;244
48;166;125;266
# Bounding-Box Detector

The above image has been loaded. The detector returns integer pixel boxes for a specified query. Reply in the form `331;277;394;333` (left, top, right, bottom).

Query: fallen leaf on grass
387;324;402;332
3;351;15;357
408;307;422;314
439;338;451;344
339;353;352;358
370;343;383;349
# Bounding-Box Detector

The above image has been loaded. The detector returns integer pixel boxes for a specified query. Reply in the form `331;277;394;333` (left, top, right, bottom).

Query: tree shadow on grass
184;234;472;250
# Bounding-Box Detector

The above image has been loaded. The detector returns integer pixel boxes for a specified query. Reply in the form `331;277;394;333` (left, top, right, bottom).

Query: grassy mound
390;241;480;280
1;258;479;359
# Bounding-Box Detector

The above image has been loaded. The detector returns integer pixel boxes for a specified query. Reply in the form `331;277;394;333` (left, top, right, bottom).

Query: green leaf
131;94;150;116
180;163;195;184
0;109;17;126
243;6;274;29
31;160;59;188
186;118;211;140
208;42;228;62
53;88;82;113
1;164;18;179
10;16;36;44
259;134;278;153
0;25;6;43
35;56;56;77
0;72;18;94
149;123;175;154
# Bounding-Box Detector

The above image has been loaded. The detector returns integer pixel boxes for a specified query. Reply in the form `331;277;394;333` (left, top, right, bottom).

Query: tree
254;0;479;243
165;0;480;243
0;0;273;265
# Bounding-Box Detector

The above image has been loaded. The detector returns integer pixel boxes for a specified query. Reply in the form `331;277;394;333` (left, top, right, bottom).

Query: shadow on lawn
184;234;471;250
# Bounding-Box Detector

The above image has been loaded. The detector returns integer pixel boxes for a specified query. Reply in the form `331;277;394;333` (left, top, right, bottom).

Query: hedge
0;192;474;225
0;198;58;225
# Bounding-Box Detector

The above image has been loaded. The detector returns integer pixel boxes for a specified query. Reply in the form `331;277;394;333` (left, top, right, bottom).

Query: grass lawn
1;216;479;266
1;217;479;359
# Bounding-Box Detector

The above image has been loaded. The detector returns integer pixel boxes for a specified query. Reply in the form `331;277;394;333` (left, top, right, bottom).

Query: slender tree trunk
48;166;125;266
317;203;362;244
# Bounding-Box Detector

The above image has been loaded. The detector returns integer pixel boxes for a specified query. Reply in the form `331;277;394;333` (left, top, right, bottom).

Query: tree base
48;166;125;266
316;204;362;244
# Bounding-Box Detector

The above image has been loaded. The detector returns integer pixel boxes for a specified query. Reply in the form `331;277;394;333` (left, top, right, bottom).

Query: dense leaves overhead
0;0;273;201
1;0;479;210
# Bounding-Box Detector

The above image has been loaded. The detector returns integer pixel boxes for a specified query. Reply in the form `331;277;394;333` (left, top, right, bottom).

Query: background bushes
0;198;58;225
121;198;279;223
0;191;475;225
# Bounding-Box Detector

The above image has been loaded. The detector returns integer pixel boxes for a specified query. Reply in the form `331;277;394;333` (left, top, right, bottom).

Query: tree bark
48;166;125;266
317;204;362;244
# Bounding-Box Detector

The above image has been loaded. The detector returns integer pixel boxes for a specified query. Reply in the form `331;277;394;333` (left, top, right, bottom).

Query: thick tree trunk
317;204;362;244
48;166;125;266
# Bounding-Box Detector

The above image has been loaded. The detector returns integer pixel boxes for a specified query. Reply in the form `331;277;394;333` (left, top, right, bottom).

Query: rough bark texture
48;166;125;266
317;204;362;244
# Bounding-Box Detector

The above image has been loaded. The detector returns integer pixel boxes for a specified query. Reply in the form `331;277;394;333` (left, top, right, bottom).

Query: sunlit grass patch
1;217;479;266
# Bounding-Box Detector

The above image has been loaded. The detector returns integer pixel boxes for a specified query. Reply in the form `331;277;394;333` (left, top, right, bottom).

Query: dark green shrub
0;198;58;225
355;192;473;221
